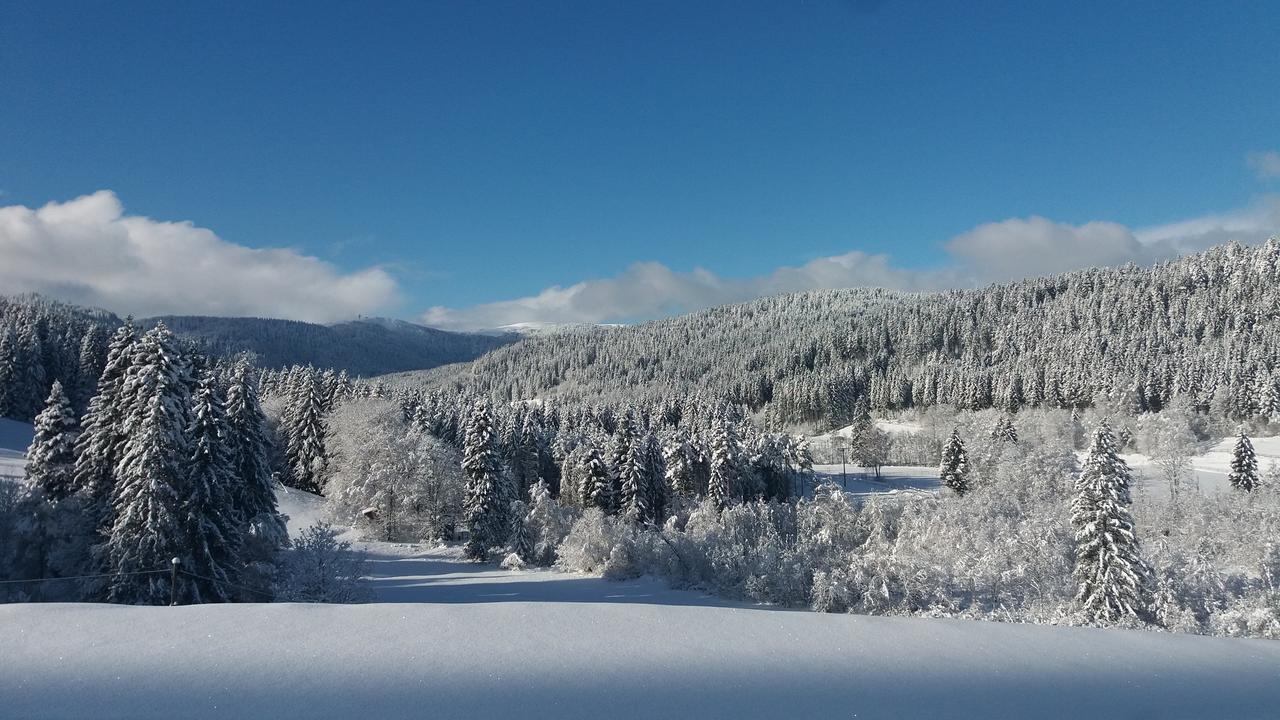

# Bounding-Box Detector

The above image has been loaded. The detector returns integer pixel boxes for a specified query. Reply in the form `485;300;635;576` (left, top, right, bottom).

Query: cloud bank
1247;150;1280;180
425;197;1280;330
0;191;399;323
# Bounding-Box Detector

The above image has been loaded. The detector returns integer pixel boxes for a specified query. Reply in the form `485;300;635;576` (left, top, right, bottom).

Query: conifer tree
73;325;107;412
508;499;534;562
939;429;971;496
10;381;81;590
708;417;744;509
102;324;195;605
224;360;288;549
581;440;617;513
663;428;701;499
183;373;243;603
0;329;20;419
24;381;80;502
287;374;329;493
1227;430;1260;492
462;400;503;560
641;431;667;523
618;433;650;521
1071;422;1150;624
71;320;137;520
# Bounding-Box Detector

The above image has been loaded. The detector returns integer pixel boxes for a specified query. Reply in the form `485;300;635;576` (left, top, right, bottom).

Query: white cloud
421;252;953;331
1247;150;1280;180
425;198;1280;330
945;216;1154;282
0;191;399;323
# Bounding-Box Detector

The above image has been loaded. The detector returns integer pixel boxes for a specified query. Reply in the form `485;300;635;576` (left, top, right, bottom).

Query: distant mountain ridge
145;314;516;376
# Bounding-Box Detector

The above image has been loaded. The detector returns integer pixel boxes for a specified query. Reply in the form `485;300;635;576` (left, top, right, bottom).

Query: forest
2;240;1279;641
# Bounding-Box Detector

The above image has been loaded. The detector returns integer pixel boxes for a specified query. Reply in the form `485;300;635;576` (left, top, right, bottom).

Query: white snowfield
5;593;1280;720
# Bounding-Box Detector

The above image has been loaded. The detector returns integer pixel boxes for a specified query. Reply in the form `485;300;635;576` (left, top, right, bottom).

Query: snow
4;575;1280;719
0;418;32;479
809;425;1280;501
812;464;939;496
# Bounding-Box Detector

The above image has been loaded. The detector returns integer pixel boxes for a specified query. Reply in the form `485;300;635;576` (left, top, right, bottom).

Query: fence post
170;557;181;606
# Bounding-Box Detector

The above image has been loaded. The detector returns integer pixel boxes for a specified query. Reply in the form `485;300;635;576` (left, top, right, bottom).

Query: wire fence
0;563;275;603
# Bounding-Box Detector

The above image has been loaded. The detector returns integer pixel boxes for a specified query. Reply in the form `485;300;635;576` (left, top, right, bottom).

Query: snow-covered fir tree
507;499;534;563
102;324;196;605
708;416;745;509
182;372;244;603
71;320;138;526
23;381;80;502
223;359;288;550
9;381;82;590
663;427;703;500
0;328;21;419
1072;422;1150;624
1227;430;1260;492
939;429;971;496
462;400;504;560
285;373;329;494
991;416;1018;443
580;438;617;514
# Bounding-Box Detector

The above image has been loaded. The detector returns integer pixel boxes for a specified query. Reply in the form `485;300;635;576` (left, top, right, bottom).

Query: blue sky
2;1;1278;327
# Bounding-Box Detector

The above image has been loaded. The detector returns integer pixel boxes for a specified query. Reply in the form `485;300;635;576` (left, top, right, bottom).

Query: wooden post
170;557;181;606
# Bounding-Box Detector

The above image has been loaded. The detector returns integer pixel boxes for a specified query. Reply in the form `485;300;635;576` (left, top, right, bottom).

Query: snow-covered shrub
324;399;465;542
1209;591;1280;639
555;509;627;575
276;523;373;603
522;481;578;566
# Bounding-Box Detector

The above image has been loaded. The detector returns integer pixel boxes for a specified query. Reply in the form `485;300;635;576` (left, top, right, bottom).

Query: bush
275;523;373;603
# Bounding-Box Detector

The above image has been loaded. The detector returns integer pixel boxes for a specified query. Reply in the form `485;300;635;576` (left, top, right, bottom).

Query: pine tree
581;439;617;513
508;500;534;562
1227;430;1260;492
224;360;288;549
102;323;195;605
183;372;243;603
641;431;667;523
24;381;80;502
71;320;137;521
73;325;107;412
663;428;701;499
462;400;503;560
0;329;20;419
1071;422;1150;624
708;417;744;509
10;381;82;590
939;429;971;496
286;374;329;494
991;416;1018;443
618;433;649;521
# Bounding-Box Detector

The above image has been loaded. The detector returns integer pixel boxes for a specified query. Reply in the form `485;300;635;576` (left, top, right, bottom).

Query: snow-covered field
812;421;1280;500
5;543;1280;720
6;424;1280;718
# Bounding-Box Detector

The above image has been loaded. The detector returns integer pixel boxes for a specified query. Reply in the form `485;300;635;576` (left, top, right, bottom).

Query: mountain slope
146;315;516;377
415;240;1280;426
